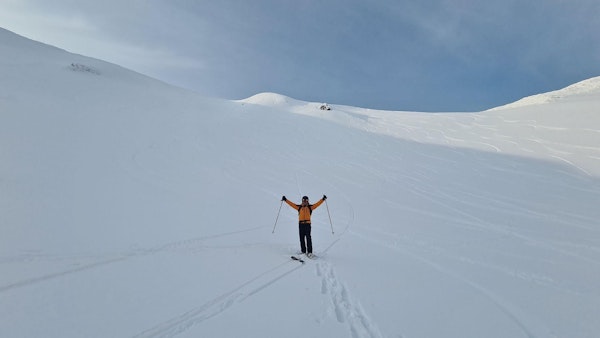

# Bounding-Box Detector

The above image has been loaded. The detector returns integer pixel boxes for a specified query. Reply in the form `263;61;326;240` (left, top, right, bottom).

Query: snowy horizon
1;27;600;338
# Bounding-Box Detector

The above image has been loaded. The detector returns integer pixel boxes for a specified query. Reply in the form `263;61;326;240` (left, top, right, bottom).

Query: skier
281;195;327;258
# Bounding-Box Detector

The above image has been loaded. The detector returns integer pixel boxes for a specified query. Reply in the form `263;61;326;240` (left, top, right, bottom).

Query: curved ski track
0;226;264;294
132;259;302;338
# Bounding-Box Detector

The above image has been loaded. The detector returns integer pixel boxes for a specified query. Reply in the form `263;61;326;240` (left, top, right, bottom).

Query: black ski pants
299;222;312;254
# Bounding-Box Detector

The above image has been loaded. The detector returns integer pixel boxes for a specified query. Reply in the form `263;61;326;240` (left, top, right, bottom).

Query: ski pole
272;199;284;233
325;198;334;235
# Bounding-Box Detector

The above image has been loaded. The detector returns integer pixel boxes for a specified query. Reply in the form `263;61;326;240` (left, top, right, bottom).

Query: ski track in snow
0;226;265;294
132;260;302;338
350;228;556;338
0;255;129;293
396;175;600;267
132;257;385;338
316;261;384;338
310;185;385;338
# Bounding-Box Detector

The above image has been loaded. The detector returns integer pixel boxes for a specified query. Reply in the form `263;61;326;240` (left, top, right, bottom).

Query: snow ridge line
316;261;383;338
132;260;302;338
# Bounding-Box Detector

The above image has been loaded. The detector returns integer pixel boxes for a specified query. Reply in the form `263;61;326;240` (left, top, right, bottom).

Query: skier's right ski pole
272;199;284;233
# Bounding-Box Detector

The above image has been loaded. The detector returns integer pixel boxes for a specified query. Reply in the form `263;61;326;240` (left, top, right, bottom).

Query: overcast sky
1;0;599;111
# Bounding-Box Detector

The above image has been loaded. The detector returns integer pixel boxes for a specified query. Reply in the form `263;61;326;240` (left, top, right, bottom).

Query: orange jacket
285;198;325;223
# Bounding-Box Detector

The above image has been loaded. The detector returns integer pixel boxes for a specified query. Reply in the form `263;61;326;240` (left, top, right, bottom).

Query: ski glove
323;195;327;200
281;196;287;201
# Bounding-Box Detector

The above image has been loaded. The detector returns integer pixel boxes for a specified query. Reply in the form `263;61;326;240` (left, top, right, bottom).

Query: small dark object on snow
291;256;305;263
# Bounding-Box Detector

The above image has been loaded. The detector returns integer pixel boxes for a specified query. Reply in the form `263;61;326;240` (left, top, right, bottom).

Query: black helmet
302;196;309;201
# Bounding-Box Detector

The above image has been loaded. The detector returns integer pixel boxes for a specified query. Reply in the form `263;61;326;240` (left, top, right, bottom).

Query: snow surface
1;27;600;338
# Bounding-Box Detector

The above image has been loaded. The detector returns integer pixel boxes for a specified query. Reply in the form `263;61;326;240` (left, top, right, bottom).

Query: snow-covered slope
488;76;600;110
2;27;600;338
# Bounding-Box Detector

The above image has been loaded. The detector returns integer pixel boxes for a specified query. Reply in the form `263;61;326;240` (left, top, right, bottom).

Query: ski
291;256;305;263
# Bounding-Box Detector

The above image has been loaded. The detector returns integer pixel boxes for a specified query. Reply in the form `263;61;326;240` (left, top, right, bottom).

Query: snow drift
1;27;600;338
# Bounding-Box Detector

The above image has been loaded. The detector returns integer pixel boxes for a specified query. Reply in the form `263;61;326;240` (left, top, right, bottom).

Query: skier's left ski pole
325;198;334;235
272;199;284;233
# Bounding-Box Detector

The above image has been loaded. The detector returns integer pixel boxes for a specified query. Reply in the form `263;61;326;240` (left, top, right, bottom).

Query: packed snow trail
317;261;384;338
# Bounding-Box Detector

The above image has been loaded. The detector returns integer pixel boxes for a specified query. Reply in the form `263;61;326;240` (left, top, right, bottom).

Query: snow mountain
489;76;600;110
1;27;600;338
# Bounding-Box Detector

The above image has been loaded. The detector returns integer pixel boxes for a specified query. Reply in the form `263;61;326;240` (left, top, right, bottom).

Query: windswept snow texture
2;27;600;338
